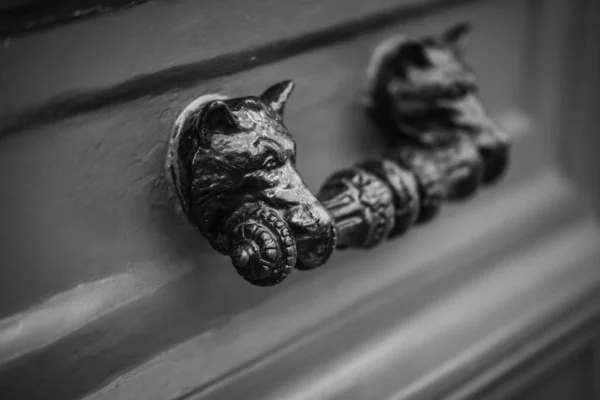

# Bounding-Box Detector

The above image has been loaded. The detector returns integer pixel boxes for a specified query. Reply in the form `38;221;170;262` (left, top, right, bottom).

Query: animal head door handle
166;22;510;287
166;81;336;286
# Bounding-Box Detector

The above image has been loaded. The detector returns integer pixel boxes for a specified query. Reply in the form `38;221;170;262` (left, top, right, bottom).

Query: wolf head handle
167;81;335;286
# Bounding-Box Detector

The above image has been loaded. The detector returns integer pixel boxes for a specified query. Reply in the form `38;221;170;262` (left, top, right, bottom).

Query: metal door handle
165;22;510;286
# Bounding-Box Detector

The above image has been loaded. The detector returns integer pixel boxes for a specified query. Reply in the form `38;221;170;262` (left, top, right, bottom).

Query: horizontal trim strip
0;0;150;38
0;273;146;364
187;218;600;400
0;0;471;135
391;223;600;400
444;306;599;399
0;266;188;365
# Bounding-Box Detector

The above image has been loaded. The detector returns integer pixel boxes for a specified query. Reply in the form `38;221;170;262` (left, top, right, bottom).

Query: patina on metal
166;23;511;286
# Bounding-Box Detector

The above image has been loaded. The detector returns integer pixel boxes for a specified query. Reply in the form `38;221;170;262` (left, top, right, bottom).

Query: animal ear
198;100;240;147
260;80;295;118
442;22;471;56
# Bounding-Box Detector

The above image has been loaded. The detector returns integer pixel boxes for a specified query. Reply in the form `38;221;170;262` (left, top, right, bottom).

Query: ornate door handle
165;23;510;286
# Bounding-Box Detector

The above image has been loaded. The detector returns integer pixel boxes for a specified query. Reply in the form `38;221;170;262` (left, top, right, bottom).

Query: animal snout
286;201;336;270
286;202;333;236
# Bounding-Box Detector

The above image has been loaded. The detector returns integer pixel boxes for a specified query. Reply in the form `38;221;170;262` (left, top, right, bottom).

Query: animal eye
262;155;279;170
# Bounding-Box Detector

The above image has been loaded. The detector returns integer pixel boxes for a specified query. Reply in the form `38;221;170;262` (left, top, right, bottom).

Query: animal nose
286;202;333;236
